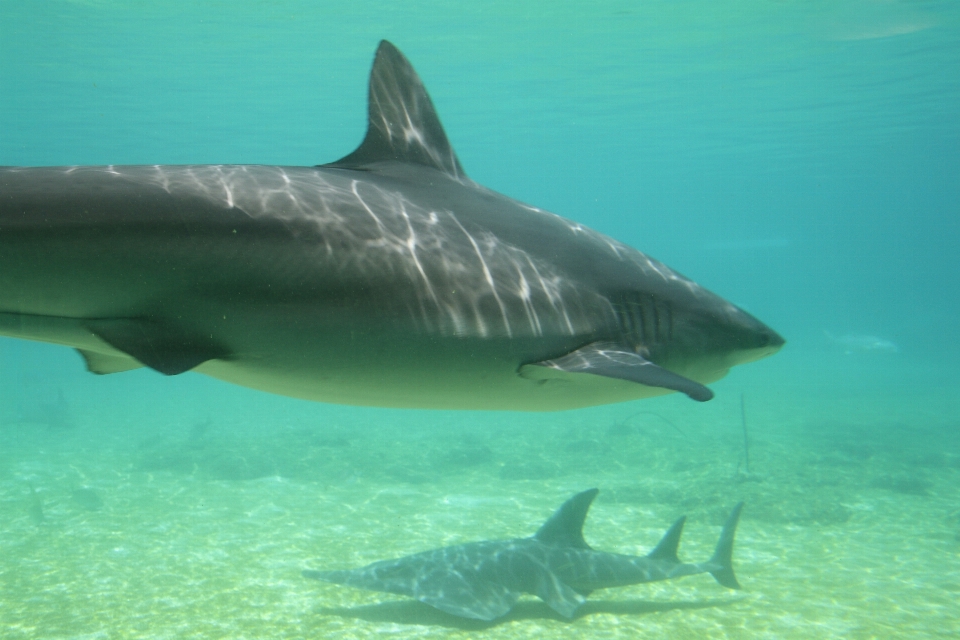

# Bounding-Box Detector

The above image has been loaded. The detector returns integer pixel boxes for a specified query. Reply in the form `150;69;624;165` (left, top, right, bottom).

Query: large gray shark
303;489;744;621
0;41;783;410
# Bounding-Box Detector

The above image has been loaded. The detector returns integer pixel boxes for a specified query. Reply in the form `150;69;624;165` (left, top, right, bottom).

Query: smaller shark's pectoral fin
417;580;520;621
76;349;144;374
525;342;714;402
304;567;519;622
84;318;229;375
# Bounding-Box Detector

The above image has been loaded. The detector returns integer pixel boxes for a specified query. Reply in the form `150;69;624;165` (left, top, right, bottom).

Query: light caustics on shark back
0;40;783;410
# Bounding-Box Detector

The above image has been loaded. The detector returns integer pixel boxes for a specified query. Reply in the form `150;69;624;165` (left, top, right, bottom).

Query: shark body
304;489;744;620
0;41;783;410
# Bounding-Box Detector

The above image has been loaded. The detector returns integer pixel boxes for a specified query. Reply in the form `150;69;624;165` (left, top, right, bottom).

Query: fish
15;388;71;429
303;488;744;621
824;330;899;354
26;482;45;525
0;41;783;411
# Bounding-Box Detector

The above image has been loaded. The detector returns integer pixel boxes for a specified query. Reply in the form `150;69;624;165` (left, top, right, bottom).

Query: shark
303;488;745;621
0;41;783;411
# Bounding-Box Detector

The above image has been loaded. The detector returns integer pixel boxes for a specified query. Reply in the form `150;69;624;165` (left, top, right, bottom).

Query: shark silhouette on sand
303;489;744;621
0;41;783;410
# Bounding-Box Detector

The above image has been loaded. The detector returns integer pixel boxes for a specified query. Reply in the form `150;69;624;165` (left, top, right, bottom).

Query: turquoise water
2;2;959;638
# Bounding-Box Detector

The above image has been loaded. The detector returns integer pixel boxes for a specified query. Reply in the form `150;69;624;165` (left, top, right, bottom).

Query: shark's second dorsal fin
647;516;685;563
325;40;466;179
534;488;599;549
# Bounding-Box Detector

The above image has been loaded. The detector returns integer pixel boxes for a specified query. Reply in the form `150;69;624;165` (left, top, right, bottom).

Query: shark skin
303;489;745;621
0;41;784;411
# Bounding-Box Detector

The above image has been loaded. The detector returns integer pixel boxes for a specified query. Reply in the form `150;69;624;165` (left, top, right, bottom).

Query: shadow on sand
311;596;746;630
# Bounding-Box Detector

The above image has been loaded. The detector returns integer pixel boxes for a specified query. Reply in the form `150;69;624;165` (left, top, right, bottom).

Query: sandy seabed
1;352;958;639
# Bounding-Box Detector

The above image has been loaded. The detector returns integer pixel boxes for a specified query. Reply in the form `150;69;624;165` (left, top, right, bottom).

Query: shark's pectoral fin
84;319;229;375
535;574;586;618
523;342;714;402
305;567;519;622
76;349;144;374
417;580;519;621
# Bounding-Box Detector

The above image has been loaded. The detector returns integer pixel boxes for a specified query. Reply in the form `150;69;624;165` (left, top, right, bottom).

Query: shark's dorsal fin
533;488;598;549
647;516;685;563
325;40;466;179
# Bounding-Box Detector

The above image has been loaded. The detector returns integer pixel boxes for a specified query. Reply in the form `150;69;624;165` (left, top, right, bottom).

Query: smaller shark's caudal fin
534;488;598;549
646;516;686;564
708;502;745;589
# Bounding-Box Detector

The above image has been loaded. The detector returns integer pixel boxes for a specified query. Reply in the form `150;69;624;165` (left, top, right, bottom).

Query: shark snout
715;305;785;366
756;326;786;351
735;322;785;364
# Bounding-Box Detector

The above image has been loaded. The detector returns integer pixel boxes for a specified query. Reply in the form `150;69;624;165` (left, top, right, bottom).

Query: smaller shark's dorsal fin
647;516;686;564
326;40;466;179
534;488;599;549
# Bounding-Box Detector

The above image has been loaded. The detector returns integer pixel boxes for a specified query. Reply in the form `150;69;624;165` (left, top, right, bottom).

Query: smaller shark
303;489;744;621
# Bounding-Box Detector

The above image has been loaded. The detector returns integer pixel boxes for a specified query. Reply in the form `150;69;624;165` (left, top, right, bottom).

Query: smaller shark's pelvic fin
84;318;229;375
325;40;466;179
646;515;686;564
533;488;598;549
530;342;714;402
708;502;744;589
